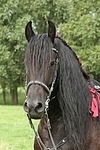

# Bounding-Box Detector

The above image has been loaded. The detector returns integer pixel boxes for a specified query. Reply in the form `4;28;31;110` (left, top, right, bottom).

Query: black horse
23;21;100;150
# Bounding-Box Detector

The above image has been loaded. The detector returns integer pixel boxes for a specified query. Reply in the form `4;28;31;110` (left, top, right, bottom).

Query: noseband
26;80;50;94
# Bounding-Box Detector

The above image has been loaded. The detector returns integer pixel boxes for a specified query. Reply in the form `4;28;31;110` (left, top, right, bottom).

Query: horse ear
25;21;35;42
48;21;56;43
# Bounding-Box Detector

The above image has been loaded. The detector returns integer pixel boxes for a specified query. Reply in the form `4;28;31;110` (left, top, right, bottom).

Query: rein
27;115;69;150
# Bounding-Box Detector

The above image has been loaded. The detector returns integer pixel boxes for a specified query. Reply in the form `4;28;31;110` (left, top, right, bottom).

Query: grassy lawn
0;105;39;150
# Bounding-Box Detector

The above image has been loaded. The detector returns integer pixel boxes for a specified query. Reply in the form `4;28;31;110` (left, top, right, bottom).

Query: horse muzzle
23;99;45;119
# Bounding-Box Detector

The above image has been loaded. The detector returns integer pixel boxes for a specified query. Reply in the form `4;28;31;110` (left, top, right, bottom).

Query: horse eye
50;60;55;66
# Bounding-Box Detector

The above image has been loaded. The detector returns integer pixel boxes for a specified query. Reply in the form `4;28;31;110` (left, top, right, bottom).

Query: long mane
55;37;91;149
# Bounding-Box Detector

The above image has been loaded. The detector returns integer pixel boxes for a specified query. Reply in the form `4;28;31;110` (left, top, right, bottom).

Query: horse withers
23;21;100;150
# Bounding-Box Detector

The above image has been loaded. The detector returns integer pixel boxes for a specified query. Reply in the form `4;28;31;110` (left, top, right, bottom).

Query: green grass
0;105;39;150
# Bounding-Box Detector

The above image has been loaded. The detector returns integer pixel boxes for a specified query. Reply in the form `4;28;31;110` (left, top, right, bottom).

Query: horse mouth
26;110;45;119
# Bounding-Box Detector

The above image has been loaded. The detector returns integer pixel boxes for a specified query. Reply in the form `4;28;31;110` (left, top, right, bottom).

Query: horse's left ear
48;21;56;43
25;21;35;42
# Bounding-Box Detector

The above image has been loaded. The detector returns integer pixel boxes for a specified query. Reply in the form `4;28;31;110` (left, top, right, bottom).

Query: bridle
25;48;69;150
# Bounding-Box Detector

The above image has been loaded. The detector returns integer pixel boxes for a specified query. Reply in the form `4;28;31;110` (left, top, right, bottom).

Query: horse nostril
34;102;43;113
24;102;27;107
23;101;30;112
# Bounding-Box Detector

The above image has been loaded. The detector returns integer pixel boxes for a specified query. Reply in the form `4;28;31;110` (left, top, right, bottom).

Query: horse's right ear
48;21;56;43
25;21;35;42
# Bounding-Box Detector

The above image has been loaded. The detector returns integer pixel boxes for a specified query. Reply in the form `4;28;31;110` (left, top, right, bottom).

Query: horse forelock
55;38;91;149
25;34;54;80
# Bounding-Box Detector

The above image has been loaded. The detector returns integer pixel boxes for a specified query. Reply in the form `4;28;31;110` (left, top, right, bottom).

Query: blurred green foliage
0;0;100;104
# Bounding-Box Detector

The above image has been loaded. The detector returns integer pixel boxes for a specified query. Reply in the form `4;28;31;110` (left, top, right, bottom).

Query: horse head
23;21;58;119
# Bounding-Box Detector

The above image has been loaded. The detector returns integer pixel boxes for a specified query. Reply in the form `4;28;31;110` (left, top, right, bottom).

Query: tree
0;0;100;105
0;0;27;104
58;0;100;81
0;0;70;104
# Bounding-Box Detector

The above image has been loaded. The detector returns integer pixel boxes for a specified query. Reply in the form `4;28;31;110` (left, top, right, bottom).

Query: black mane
54;37;91;149
56;36;90;80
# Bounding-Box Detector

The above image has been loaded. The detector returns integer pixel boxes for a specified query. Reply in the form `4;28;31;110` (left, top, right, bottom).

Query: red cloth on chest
89;87;100;118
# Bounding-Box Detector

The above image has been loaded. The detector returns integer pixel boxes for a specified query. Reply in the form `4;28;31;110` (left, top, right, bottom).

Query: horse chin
28;112;45;119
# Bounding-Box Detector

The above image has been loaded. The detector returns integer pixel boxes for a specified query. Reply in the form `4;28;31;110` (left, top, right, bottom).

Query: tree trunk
10;87;18;105
2;88;6;105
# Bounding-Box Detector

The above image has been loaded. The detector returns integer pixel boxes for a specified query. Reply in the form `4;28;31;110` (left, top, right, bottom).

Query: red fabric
55;34;60;38
78;59;82;66
89;87;100;118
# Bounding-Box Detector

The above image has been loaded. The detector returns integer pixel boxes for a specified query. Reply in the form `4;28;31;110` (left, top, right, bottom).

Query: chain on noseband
26;48;68;150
